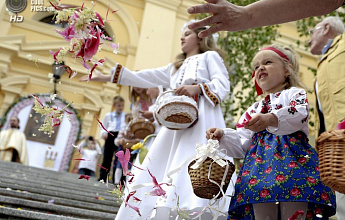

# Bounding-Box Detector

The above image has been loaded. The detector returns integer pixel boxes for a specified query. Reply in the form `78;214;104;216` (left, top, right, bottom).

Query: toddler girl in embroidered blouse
206;44;336;220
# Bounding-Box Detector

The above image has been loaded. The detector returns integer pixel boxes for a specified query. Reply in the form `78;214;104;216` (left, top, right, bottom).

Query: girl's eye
254;66;259;70
265;60;272;64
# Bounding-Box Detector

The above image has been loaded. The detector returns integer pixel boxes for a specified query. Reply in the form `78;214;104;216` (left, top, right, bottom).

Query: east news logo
6;0;27;23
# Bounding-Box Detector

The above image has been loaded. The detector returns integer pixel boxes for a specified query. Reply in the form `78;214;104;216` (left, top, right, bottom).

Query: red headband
252;47;290;96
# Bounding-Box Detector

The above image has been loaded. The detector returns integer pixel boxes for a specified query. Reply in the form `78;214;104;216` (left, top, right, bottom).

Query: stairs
0;160;119;219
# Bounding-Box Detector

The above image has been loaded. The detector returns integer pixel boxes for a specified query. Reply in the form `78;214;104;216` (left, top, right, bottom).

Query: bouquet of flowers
49;0;119;79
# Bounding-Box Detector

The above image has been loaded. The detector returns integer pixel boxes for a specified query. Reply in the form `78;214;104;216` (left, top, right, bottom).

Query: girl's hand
244;113;278;132
79;69;111;82
206;127;224;141
175;85;201;97
140;111;154;121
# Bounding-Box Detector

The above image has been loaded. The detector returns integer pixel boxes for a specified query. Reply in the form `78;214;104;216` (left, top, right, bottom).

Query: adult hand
175;85;201;97
79;69;111;82
206;127;224;141
244;113;278;132
187;0;247;37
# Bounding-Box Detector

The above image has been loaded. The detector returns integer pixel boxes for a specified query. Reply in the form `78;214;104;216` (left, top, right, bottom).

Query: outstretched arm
188;0;344;37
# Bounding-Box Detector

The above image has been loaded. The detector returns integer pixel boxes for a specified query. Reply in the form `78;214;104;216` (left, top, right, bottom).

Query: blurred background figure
78;136;102;177
129;86;152;117
0;116;28;165
98;96;126;182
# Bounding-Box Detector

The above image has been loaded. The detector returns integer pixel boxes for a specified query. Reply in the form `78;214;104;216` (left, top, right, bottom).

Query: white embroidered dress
112;51;236;220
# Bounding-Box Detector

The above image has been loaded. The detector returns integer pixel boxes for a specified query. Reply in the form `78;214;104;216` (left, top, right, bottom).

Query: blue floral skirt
228;130;336;220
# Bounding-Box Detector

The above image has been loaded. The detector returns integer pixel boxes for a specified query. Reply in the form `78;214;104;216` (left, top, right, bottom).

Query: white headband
181;19;219;43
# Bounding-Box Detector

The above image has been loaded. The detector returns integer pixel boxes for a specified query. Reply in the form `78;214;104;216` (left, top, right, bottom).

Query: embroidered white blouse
219;87;309;158
110;51;230;107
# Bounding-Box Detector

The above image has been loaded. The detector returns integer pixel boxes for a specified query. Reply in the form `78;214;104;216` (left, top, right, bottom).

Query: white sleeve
199;51;230;107
110;63;172;88
219;107;255;158
267;88;309;135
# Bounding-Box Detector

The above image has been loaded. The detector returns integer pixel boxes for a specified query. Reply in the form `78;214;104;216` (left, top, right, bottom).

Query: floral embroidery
202;83;219;105
112;64;122;84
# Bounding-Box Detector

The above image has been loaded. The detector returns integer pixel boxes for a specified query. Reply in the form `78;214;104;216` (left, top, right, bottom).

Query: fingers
187;0;219;14
197;24;222;38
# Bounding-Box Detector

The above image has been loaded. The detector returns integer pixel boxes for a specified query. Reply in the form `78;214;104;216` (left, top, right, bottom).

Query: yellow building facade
0;0;319;156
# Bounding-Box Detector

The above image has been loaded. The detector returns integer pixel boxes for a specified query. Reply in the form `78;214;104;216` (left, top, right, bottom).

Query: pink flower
298;157;307;164
242;170;250;176
321;192;329;201
248;178;257;185
275;174;285;182
264;166;272;174
260;189;270;198
306;177;316;184
115;149;131;175
56;24;75;41
237;193;243;202
288;162;298;168
290;188;301;197
147;169;168;197
337;119;345;130
83;26;101;61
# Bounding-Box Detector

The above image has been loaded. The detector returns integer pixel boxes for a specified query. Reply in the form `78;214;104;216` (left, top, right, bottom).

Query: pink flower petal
126;203;141;216
115;149;131;175
78;175;90;180
337;119;345;130
94;12;104;26
95;115;114;136
83;27;101;60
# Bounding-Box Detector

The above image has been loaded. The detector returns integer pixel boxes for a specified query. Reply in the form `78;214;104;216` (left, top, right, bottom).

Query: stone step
0;174;116;202
0;188;118;214
0;206;80;220
0;195;116;219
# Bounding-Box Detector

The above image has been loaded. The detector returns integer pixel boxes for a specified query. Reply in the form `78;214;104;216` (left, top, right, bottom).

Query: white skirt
115;98;236;220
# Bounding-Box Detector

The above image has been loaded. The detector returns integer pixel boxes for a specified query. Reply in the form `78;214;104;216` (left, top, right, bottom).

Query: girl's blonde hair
173;25;227;70
128;86;150;104
252;44;306;91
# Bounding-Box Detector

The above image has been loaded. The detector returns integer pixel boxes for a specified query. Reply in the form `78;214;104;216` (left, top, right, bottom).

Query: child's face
181;28;200;56
146;87;159;99
133;87;145;94
114;101;124;113
87;141;96;150
252;51;290;94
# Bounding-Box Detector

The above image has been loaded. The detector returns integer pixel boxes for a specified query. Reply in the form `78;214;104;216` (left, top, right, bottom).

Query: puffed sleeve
219;105;256;158
199;51;230;107
110;63;172;88
267;87;309;135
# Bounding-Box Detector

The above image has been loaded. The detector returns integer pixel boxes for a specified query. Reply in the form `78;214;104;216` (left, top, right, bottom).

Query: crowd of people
1;1;345;219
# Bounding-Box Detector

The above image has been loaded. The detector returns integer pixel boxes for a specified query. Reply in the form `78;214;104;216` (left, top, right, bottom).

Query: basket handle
156;90;175;103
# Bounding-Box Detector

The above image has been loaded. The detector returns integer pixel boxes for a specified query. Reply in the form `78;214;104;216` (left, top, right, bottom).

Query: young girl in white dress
80;20;235;220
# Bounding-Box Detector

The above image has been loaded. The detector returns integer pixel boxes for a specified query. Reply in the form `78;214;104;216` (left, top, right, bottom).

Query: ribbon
190;139;227;169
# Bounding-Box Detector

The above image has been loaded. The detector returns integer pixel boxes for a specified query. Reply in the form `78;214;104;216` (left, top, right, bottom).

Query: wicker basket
188;157;235;199
155;90;198;130
128;117;155;139
316;129;345;194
